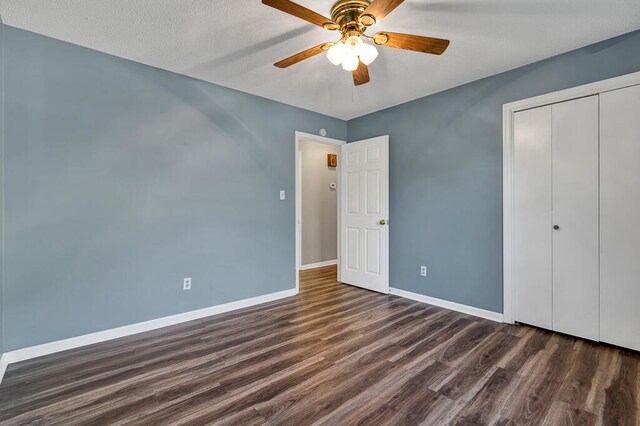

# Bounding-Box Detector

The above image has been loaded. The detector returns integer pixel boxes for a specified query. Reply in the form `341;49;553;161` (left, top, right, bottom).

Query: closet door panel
514;106;553;330
551;96;599;341
600;84;640;351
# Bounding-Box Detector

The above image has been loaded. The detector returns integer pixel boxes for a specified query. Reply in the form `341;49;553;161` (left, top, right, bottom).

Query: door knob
378;219;387;225
553;225;560;230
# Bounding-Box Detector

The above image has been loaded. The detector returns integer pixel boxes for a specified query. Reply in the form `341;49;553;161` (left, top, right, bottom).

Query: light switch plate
280;190;286;200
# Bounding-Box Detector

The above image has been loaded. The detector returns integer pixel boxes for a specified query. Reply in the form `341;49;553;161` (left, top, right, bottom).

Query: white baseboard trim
2;288;297;369
390;287;504;323
299;259;338;271
0;354;8;384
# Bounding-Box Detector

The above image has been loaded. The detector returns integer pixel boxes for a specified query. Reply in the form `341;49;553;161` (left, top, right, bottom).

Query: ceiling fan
262;0;450;86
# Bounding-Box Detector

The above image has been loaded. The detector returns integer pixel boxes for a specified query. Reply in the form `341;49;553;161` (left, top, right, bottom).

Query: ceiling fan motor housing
330;0;372;30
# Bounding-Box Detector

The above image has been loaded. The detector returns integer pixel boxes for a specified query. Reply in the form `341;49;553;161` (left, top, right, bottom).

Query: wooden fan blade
360;0;404;25
377;32;450;55
352;62;370;86
262;0;337;29
274;43;330;68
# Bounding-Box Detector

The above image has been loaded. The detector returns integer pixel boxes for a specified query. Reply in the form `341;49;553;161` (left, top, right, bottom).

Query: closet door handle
553;225;560;230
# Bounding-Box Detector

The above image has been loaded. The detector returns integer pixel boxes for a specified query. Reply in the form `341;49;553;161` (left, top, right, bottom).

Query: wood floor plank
0;264;638;425
347;360;450;425
558;340;599;410
603;350;638;425
391;316;475;368
127;357;332;425
542;401;597;426
435;331;519;399
315;358;441;424
503;327;553;374
505;335;577;425
435;321;499;365
449;367;515;425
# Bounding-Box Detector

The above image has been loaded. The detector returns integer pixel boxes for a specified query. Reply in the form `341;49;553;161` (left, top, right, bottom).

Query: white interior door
551;96;599;341
600;84;640;352
340;136;389;293
513;106;553;330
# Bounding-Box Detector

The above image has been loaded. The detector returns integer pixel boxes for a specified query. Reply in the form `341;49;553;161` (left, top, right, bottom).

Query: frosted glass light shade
341;55;360;71
344;35;364;57
327;43;346;66
359;43;378;65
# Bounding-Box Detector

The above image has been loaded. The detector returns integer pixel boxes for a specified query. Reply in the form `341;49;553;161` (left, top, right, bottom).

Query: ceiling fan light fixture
341;55;360;71
344;35;364;57
359;43;378;65
327;43;346;66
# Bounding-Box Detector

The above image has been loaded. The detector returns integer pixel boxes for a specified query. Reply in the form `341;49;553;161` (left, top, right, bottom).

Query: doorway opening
295;131;345;292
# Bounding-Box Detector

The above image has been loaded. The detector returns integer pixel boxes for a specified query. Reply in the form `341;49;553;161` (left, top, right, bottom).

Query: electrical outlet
420;266;427;277
183;277;192;290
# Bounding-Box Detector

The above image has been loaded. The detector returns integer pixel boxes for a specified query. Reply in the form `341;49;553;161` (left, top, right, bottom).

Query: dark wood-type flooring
0;265;639;425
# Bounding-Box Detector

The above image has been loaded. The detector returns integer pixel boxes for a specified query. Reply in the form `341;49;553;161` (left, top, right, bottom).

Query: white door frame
502;70;640;324
295;131;346;293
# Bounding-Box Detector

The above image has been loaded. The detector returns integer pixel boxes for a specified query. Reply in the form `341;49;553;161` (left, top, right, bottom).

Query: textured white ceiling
1;0;639;120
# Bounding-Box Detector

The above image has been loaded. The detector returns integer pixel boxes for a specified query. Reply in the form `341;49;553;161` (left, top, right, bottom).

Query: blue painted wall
3;23;640;352
2;27;346;351
347;30;640;313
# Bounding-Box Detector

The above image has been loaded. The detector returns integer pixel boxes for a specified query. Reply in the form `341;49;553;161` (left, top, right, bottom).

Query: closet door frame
502;70;640;324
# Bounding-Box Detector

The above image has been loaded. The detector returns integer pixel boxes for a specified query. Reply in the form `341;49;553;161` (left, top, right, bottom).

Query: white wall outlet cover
420;266;427;277
319;128;327;137
280;190;286;200
183;277;192;290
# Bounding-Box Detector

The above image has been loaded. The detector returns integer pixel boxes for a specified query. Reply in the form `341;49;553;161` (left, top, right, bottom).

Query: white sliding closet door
551;96;599;341
514;106;553;330
600;84;640;352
